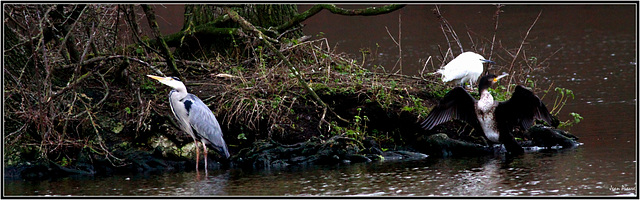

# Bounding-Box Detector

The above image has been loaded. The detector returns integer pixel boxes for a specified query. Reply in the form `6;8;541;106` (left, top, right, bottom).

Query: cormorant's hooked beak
482;59;496;64
493;73;508;83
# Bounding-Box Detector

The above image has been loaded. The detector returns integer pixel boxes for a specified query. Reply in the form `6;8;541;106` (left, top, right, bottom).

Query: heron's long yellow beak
147;74;168;81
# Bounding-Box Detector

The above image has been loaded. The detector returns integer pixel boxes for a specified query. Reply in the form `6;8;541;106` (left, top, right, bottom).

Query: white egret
436;52;495;88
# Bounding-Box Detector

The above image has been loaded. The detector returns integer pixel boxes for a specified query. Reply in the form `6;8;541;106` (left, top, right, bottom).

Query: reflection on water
4;5;636;197
5;149;636;196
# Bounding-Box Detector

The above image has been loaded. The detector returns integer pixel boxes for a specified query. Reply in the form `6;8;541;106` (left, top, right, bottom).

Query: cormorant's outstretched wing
185;94;231;158
495;85;553;130
420;87;481;130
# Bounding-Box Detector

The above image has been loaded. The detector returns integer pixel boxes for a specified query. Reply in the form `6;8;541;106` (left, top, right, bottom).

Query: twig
243;37;326;66
49;70;93;103
537;47;563;67
84;103;124;166
277;24;305;40
384;26;402;71
420;56;432;78
398;13;402;74
384;13;403;74
68;21;97;87
71;68;111;118
507;10;542;90
434;6;463;54
489;4;504;60
60;55;165;76
465;25;475;50
55;5;87;58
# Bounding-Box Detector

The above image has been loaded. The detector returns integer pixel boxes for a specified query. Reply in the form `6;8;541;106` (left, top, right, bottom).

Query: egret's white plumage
436;52;494;88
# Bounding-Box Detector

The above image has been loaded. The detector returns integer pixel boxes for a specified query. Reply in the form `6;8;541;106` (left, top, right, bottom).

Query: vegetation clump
3;4;433;177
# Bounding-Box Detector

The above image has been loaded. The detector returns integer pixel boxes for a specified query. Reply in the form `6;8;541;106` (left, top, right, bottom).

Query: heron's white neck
162;80;188;100
159;79;188;94
171;87;188;100
174;85;187;93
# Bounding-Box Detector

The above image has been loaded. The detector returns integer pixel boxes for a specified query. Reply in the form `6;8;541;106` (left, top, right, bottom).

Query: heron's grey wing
496;85;553;130
185;94;230;158
420;87;481;130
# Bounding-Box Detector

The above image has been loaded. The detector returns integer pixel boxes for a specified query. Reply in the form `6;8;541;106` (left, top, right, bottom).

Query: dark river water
4;4;637;197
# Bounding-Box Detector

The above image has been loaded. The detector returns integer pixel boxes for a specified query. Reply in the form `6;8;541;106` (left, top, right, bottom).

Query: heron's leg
194;140;200;171
201;141;208;172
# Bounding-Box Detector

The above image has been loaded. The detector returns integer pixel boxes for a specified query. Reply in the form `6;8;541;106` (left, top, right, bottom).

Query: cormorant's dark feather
495;85;553;131
420;87;481;131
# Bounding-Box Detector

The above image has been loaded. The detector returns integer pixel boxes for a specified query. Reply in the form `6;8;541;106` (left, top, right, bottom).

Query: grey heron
420;74;554;155
147;75;230;170
435;52;495;88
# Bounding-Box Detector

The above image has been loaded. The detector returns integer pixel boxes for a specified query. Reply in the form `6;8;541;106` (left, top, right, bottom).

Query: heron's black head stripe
184;100;192;113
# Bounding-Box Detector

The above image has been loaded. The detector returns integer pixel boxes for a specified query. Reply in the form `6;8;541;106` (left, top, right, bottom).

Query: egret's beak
482;59;496;64
493;73;509;83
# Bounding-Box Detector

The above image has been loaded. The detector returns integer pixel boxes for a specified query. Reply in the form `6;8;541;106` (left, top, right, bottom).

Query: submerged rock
232;135;432;170
233;136;365;170
381;150;429;161
524;124;581;148
420;133;492;157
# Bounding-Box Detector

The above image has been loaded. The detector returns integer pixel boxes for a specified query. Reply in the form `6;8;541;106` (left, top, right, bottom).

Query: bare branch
488;4;504;61
506;10;542;90
277;4;405;33
434;6;463;55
